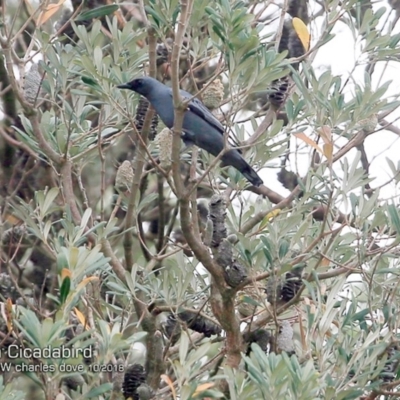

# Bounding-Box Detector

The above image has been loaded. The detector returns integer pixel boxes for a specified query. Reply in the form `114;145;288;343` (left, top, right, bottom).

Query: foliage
1;0;400;399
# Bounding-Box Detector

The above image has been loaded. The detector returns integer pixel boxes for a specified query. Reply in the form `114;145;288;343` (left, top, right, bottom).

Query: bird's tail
241;166;264;187
223;150;263;187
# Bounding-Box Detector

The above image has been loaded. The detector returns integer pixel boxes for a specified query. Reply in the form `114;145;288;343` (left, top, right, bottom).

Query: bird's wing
169;90;225;135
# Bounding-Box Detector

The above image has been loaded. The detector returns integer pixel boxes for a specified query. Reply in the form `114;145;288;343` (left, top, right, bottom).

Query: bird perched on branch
117;77;263;187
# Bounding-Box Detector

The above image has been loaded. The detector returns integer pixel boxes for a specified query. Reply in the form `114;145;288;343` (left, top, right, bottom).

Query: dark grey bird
117;77;263;187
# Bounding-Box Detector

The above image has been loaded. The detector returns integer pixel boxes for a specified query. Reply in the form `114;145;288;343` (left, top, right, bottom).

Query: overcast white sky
255;0;400;207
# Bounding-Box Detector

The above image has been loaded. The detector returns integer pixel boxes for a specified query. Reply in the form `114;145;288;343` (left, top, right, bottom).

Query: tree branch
0;39;63;165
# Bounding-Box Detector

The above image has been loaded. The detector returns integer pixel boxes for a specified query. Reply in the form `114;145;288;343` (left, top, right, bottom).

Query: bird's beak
117;83;130;89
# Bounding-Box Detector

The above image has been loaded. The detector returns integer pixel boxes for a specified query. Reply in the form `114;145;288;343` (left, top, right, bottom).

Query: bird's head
117;77;158;97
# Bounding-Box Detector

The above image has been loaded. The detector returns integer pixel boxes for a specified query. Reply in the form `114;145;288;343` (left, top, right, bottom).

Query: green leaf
82;383;113;398
240;295;260;307
80;208;92;230
179;331;190;365
387;204;400;234
81;76;102;91
0;376;25;400
278;239;290;259
351;308;369;323
187;341;212;366
41;187;59;218
76;4;119;21
59;277;71;305
260;236;273;266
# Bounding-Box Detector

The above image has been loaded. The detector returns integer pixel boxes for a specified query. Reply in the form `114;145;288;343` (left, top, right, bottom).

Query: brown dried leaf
6;298;13;332
61;268;71;280
318;125;332;145
320;257;330;267
298;313;307;353
193;383;215;396
74;307;87;329
161;374;177;400
323;143;333;163
37;0;66;26
76;276;99;292
294;132;323;153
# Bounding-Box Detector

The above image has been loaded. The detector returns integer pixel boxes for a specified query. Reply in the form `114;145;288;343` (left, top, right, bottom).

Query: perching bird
117;77;263;187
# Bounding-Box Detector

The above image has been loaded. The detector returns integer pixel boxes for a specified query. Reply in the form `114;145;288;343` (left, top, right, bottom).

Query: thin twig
98;107;106;220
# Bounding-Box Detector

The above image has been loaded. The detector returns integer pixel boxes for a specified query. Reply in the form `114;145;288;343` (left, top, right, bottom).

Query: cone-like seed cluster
281;269;303;302
380;345;399;383
115;160;134;193
64;317;84;344
208;195;247;286
164;311;221;340
354;114;378;134
209;194;227;247
202;79;224;110
266;268;303;305
0;272;19;302
62;374;85;391
268;76;290;108
215;238;233;268
197;203;209;229
223;260;247;288
156;42;170;66
271;0;309;108
1;225;31;266
277;320;294;355
182;310;222;337
243;329;271;353
2;225;26;246
277;168;299;192
23;63;42;105
265;275;283;306
155;128;173;169
112;359;126;392
122;364;146;400
136;384;155;400
134;97;159;141
163;314;182;344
